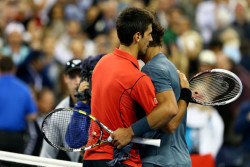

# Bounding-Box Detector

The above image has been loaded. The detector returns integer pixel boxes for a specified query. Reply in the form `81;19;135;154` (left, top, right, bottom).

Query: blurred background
0;0;250;167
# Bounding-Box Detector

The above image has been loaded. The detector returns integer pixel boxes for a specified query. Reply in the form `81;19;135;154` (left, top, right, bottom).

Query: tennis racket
41;108;161;152
189;69;242;106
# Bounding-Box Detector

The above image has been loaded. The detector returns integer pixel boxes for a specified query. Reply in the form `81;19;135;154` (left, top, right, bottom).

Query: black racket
189;69;242;106
41;108;161;152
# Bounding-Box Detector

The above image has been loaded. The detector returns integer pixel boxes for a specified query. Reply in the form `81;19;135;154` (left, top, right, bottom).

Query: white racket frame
189;69;243;106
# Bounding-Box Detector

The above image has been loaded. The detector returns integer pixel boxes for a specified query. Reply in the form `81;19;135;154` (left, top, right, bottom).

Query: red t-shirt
83;48;157;167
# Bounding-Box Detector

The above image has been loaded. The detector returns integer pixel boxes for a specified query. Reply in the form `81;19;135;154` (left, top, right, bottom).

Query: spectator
186;49;224;159
1;22;30;66
178;30;203;78
54;20;95;64
16;50;53;92
196;0;234;45
0;56;38;155
42;36;62;95
44;2;66;38
232;0;250;41
39;58;83;162
24;88;56;156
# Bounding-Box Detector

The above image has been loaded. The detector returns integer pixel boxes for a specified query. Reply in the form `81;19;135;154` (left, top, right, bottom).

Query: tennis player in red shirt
83;7;177;167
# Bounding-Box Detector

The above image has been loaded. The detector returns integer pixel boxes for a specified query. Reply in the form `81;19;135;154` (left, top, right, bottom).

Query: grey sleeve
144;67;172;94
39;139;59;158
39;140;80;162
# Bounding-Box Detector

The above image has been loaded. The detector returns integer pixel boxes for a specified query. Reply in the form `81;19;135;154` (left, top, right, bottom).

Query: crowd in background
0;0;250;166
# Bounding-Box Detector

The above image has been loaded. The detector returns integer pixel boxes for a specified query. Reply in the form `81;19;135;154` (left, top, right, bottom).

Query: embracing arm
155;90;187;134
111;98;177;149
161;70;190;133
111;70;190;148
160;94;188;133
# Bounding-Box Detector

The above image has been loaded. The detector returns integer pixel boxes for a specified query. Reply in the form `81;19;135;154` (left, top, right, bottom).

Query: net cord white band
0;151;82;167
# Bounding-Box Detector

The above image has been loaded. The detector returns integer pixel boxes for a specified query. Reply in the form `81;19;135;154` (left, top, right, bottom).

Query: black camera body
75;69;92;102
74;54;105;103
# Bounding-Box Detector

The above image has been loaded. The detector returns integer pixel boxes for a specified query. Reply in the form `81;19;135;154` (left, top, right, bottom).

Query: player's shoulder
55;96;70;109
131;71;154;90
144;54;176;73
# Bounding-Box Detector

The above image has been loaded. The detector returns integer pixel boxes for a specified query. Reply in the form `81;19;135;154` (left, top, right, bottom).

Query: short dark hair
148;19;165;47
0;57;14;72
116;7;154;46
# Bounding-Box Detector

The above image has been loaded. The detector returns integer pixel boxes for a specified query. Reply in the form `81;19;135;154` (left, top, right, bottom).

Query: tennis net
0;151;82;167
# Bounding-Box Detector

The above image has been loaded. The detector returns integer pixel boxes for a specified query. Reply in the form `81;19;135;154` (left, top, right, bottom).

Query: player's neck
119;44;139;59
144;46;161;63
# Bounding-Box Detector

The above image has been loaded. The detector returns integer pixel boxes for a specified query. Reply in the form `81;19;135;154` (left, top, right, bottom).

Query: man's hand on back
111;127;134;149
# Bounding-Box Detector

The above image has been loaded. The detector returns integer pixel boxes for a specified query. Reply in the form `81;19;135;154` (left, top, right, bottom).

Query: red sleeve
131;75;157;115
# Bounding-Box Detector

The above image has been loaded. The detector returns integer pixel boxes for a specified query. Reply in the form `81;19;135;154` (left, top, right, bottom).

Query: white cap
5;22;25;35
198;50;216;65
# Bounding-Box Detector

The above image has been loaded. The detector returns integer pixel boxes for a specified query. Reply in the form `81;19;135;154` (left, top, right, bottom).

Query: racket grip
131;137;161;147
107;136;161;147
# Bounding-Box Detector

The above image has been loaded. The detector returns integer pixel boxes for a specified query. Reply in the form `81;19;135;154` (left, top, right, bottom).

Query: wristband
131;117;152;137
179;88;192;105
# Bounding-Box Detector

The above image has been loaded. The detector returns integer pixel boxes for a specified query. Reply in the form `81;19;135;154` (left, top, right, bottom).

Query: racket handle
132;137;161;147
107;136;161;147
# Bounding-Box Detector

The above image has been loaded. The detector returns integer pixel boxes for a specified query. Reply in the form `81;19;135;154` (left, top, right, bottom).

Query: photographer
40;58;83;162
65;54;105;149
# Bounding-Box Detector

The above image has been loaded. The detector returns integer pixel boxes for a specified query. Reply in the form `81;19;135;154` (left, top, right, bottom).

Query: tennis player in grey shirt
139;18;192;167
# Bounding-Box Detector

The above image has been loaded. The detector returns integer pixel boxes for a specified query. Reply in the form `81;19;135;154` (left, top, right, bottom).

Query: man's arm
160;70;190;133
111;97;177;149
26;113;38;121
111;70;190;149
158;92;188;133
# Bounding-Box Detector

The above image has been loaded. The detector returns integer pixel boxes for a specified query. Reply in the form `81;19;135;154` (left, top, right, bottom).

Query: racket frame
189;69;243;106
41;108;161;152
41;108;83;152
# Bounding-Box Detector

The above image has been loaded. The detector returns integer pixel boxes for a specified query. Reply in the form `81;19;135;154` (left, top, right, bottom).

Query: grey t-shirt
140;53;191;167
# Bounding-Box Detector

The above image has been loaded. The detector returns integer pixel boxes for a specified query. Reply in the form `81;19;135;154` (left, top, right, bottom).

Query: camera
75;69;92;102
74;54;105;103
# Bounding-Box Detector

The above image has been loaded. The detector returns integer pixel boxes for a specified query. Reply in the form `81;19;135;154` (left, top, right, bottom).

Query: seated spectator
1;22;30;66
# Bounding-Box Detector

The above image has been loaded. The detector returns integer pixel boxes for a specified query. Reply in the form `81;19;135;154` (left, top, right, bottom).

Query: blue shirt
140;53;191;167
0;74;38;131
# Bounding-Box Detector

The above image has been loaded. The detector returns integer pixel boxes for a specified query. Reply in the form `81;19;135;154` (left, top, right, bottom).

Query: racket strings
42;108;91;151
190;72;241;104
42;109;74;150
85;120;102;147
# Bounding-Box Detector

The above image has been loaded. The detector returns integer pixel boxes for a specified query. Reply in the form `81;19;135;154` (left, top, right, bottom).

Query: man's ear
133;32;141;43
